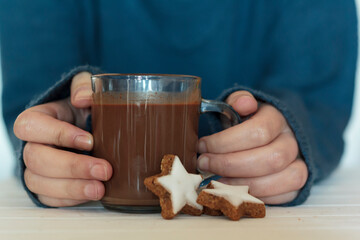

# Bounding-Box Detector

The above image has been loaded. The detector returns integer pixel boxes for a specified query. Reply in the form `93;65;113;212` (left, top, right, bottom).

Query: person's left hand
197;91;308;204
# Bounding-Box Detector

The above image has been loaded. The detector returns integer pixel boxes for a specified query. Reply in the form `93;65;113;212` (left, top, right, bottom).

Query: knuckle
216;155;233;176
287;191;299;202
204;136;222;153
72;72;91;91
23;143;35;169
64;180;78;199
250;125;271;145
268;150;287;172
38;195;66;207
13;111;32;139
37;195;51;206
288;135;300;157
39;196;84;207
24;169;36;193
54;127;67;146
291;161;308;190
227;91;252;104
63;186;72;199
76;71;91;80
205;141;215;153
69;156;83;178
226;92;241;105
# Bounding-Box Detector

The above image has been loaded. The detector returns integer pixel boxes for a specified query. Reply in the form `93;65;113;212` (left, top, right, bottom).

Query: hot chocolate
92;92;200;209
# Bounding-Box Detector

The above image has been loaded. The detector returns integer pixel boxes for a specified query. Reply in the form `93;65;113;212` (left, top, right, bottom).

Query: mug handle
200;99;241;125
199;98;242;187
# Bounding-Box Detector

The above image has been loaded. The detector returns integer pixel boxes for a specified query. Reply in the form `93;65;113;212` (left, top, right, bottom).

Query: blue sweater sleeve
0;0;99;149
216;1;357;206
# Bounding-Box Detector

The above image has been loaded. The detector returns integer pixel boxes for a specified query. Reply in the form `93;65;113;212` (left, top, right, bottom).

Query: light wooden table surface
0;165;359;240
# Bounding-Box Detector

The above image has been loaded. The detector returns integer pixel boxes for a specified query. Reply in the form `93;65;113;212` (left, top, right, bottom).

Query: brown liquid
92;93;200;208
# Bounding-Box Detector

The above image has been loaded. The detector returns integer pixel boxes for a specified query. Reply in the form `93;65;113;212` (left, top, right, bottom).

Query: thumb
70;72;93;108
226;91;258;116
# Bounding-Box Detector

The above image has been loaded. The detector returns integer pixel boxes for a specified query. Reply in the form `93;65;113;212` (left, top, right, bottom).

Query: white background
0;2;360;179
0;56;15;180
337;0;360;168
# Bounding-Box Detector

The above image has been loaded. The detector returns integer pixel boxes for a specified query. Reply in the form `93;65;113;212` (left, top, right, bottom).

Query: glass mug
91;74;240;212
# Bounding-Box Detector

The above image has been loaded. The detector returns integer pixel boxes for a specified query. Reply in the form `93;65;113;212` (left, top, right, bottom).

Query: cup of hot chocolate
91;74;240;213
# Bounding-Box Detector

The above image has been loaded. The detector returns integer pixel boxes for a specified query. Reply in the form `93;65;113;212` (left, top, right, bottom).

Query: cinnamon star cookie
144;154;203;219
197;180;266;221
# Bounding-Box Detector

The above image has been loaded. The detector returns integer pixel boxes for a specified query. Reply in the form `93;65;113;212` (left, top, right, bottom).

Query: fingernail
75;135;93;149
90;164;107;180
198;156;209;171
75;88;93;101
236;95;252;105
198;140;207;153
84;184;99;200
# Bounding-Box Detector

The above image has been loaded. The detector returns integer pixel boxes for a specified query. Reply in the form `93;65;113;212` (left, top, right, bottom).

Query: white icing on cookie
157;156;203;214
203;181;263;207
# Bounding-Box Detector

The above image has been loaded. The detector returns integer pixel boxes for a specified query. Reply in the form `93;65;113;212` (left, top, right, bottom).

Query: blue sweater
0;0;357;207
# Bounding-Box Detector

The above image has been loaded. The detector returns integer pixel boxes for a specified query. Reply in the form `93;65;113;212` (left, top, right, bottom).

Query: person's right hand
14;72;113;207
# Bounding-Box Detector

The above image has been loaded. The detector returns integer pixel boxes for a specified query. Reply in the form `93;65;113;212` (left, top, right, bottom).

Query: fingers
199;90;305;205
14;101;93;151
259;191;299;205
198;132;299;177
37;195;88;207
23;142;112;181
16;71;96;208
198;104;288;154
71;72;92;108
226;91;258;116
14;72;94;148
24;169;105;201
219;159;308;199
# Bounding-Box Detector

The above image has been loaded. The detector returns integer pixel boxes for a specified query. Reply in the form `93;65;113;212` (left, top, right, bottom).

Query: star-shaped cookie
144;154;203;219
197;180;266;221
